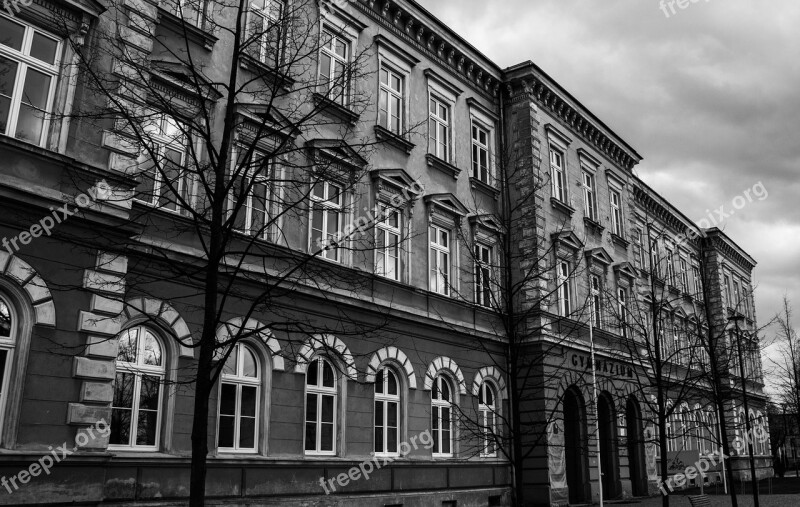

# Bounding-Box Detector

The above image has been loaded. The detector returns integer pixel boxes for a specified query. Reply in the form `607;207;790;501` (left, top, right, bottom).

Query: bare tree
768;297;800;442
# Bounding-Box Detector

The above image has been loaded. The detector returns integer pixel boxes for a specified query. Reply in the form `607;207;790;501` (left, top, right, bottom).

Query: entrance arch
626;396;648;496
563;387;590;504
598;392;620;499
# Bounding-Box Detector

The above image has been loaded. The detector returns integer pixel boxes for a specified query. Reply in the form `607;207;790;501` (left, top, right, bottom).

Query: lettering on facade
570;353;634;379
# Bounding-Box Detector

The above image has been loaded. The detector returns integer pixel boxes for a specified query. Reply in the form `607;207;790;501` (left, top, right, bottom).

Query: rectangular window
429;96;450;162
590;275;602;328
733;279;741;308
666;247;675;285
379;65;404;134
247;0;285;63
472;123;490;184
430;225;451;296
724;274;732;307
610;189;623;236
136;113;191;212
231;148;274;238
550;147;567;202
310;181;344;262
557;261;571;317
650;239;660;277
0;16;61;147
680;258;689;292
582;171;597;221
635;230;645;269
376;206;401;281
475;243;493;308
692;263;702;296
168;0;208;28
318;28;350;105
617;288;627;338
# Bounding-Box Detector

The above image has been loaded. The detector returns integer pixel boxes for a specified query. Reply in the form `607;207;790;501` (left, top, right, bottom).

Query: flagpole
590;312;604;507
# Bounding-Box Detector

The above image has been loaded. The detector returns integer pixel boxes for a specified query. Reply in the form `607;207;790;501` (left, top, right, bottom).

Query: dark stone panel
0;464;104;505
393;466;447;490
103;466;138;500
245;466;325;496
449;467;494;488
205;467;241;497
138;466;190;498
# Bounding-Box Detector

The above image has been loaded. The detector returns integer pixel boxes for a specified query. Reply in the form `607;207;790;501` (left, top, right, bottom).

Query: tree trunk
189;330;216;506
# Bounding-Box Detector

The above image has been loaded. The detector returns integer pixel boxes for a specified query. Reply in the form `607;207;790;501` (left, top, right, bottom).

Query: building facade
0;0;770;506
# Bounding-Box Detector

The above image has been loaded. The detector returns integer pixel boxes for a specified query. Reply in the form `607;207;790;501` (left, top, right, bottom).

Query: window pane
218;415;235;448
222;347;237;376
322;360;335;388
15;102;47;144
0;299;11;338
321;395;334;423
142;332;162;366
387;427;398;453
241;386;258;417
374;400;383;426
320;422;334;451
0;57;18;134
139;375;161;411
304;421;316;451
239;416;256;448
387;402;398;427
19;68;51;110
110;408;131;446
387;370;397;395
136;408;158;446
306;359;318;386
0;18;25;51
305;393;317;422
113;373;135;409
242;346;258;378
30;33;58;65
220;383;237;416
375;369;384;394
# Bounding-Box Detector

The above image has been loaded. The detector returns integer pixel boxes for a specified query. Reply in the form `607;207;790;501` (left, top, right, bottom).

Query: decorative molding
0;253;56;327
365;346;417;389
122;297;194;358
216;318;285;371
294;334;357;379
472;366;508;400
425;154;461;179
423;356;467;395
373;34;420;68
374;125;415;155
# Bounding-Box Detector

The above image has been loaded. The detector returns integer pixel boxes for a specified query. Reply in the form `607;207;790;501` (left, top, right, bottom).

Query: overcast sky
418;0;800;394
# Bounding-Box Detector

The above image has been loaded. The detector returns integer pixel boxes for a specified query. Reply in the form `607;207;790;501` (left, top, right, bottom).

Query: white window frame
378;64;405;134
376;205;402;281
550;146;567;202
617;287;627;338
172;0;209;28
582;170;598;221
692;262;702;296
590;274;602;329
136;113;190;213
680;257;689;292
471;121;491;185
478;381;497;458
109;326;166;451
309;180;344;262
429;224;452;296
318;26;351;106
217;343;261;454
374;367;401;457
557;260;572;317
431;374;454;458
230;146;276;239
0;296;16;437
304;357;337;456
247;0;285;63
0;15;61;148
475;243;494;308
610;188;623;236
666;246;676;286
428;95;451;163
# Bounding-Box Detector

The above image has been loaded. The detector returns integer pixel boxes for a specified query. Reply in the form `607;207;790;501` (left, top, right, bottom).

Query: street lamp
729;314;759;507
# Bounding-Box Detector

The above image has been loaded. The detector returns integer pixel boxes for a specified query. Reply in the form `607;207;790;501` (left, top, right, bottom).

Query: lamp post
729;314;759;507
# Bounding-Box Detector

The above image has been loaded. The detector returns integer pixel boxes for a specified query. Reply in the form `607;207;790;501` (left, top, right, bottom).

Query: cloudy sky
419;0;800;393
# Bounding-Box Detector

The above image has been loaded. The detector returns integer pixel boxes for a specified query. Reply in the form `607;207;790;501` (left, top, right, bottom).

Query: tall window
650;239;660;277
680;258;689;292
692;263;702;296
110;327;165;450
590;275;602;328
137;113;190;212
318;29;350;105
304;357;337;455
168;0;208;28
550;147;566;202
472;123;490;184
0;296;15;434
431;375;453;457
557;261;572;317
666;247;676;285
374;367;400;456
430;225;451;296
376;206;401;281
247;0;285;63
733;279;741;308
635;230;646;269
379;66;403;134
475;243;493;308
610;189;623;236
310;181;343;262
617;288;627;338
428;96;450;162
724;275;732;307
231;148;274;238
582;171;597;221
0;16;61;147
217;343;260;453
478;382;497;457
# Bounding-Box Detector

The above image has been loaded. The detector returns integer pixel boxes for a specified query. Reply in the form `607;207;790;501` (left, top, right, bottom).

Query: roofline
704;228;758;268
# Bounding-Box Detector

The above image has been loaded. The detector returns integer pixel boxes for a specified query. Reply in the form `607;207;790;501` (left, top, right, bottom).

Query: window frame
309;180;345;263
317;25;351;106
582;170;598;221
590;274;602;329
0;14;62;148
610;188;623;236
375;205;402;281
230;145;278;240
428;94;452;163
135;113;191;213
471;121;491;185
429;224;452;296
549;145;567;203
216;342;262;454
373;366;401;457
431;374;454;458
378;63;405;135
303;356;338;456
617;287;627;338
556;260;572;317
478;381;497;458
475;242;494;308
0;295;16;438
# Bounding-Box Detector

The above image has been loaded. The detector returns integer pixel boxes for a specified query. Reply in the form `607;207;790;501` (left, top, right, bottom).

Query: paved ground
627;495;800;507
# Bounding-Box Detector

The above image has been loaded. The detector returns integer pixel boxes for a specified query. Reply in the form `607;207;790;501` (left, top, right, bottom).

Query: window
379;66;404;134
374;367;400;456
376;206;401;281
590;275;602;328
692;263;702;296
556;261;572;317
610;189;623;236
666;247;675;285
635;230;646;269
733;279;741;308
429;96;450;162
431;375;453;457
231;148;274;238
429;225;451;296
247;0;285;63
582;171;597;221
318;28;350;105
680;258;689;292
137;113;190;212
550;147;567;202
0;16;61;148
110;326;165;450
475;243;493;308
168;0;207;28
0;296;15;434
217;343;260;453
478;382;497;457
304;357;337;455
724;275;732;307
617;288;627;338
310;181;344;262
472;123;490;184
650;239;660;277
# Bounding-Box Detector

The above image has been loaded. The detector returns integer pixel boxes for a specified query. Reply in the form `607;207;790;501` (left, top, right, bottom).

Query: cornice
632;183;694;239
705;233;756;273
353;0;501;99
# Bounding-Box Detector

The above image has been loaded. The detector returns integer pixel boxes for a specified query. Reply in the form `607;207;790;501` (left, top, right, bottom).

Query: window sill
313;93;360;126
610;233;629;249
470;177;499;200
239;54;295;91
583;216;605;235
156;8;218;50
426;154;461;180
374;125;415;155
550;197;575;217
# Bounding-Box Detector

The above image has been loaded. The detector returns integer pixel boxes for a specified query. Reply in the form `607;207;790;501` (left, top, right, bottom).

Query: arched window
304;357;336;455
0;296;16;433
374;367;400;456
431;374;453;457
110;326;165;450
217;343;260;453
479;381;497;457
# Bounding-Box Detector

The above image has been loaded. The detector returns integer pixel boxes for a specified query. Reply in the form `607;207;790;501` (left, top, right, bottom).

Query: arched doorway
626;396;648;496
563;387;590;504
598;392;620;499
